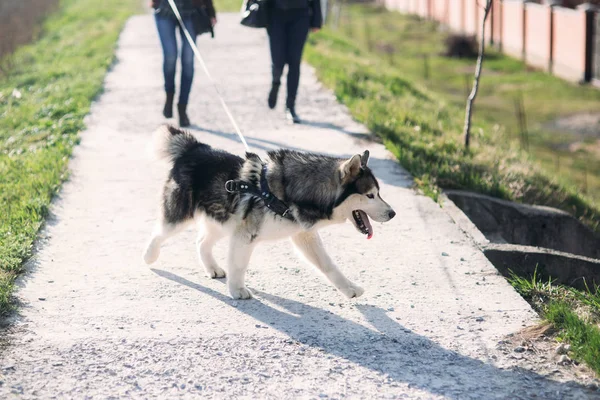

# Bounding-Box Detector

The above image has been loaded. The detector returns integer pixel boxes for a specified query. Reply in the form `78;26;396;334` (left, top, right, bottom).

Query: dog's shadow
151;268;593;399
187;124;413;190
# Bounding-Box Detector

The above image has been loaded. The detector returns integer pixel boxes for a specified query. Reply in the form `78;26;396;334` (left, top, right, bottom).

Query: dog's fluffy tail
152;124;198;163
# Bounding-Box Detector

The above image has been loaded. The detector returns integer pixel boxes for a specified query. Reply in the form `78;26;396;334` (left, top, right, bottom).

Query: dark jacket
152;0;216;19
272;0;322;28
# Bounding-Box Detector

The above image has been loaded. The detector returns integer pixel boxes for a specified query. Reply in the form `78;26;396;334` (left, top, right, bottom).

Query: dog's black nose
388;210;396;220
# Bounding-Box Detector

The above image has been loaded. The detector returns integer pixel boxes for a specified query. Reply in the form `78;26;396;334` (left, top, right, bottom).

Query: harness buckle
225;180;236;193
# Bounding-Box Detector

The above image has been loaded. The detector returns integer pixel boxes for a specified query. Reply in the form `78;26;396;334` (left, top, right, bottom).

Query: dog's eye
366;194;374;199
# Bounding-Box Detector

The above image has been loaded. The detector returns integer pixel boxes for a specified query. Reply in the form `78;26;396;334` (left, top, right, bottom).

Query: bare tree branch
463;0;492;149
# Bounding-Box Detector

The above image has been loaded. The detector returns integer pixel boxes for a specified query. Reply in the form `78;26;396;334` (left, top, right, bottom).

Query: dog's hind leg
291;231;364;299
226;231;256;300
143;219;189;264
196;218;226;279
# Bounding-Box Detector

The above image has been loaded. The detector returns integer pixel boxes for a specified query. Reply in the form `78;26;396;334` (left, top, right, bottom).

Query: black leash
225;165;294;221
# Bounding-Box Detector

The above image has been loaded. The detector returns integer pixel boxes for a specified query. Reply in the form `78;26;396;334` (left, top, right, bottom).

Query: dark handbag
193;7;214;38
240;0;269;28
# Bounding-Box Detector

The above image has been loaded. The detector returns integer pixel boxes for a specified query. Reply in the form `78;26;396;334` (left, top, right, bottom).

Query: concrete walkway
0;13;595;399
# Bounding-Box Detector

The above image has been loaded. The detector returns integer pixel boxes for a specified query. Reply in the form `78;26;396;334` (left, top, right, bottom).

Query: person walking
152;0;216;127
267;0;322;124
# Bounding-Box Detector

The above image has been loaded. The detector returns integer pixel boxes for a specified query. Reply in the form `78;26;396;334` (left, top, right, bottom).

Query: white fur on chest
255;217;303;241
257;206;348;242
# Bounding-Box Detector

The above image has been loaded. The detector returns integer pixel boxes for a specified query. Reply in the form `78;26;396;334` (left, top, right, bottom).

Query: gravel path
1;12;598;399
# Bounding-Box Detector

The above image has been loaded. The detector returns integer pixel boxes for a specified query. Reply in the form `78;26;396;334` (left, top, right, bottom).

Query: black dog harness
225;164;295;221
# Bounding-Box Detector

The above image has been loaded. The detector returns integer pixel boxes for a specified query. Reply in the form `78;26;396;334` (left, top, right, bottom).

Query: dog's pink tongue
364;212;373;240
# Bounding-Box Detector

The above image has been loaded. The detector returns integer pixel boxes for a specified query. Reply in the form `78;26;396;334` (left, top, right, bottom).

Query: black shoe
268;83;280;109
286;107;301;124
163;92;174;118
178;103;190;127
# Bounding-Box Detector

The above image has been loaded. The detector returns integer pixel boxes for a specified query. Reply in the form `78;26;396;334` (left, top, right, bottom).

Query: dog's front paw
229;285;253;300
143;243;160;265
206;265;226;279
340;282;365;299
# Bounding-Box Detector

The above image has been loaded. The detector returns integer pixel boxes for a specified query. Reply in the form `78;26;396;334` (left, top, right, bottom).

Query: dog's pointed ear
340;154;362;183
360;150;370;168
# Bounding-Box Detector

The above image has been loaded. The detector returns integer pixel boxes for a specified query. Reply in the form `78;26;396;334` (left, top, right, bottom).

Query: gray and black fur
146;124;395;300
156;125;381;231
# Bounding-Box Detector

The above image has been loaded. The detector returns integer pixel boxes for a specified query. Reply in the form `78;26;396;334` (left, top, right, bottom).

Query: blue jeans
155;14;196;105
267;9;310;108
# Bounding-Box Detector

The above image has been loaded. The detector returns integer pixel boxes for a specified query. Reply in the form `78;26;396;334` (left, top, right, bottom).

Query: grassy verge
0;0;139;316
302;3;599;233
301;3;600;374
214;0;242;12
509;270;600;374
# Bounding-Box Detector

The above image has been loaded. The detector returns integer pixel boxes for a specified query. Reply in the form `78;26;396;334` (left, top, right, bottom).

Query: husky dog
143;125;396;299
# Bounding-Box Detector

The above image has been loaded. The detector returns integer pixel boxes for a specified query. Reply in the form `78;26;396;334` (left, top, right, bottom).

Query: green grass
509;269;600;375
308;3;600;372
546;302;600;374
0;0;139;316
214;0;243;12
570;281;600;312
507;267;561;302
303;3;600;233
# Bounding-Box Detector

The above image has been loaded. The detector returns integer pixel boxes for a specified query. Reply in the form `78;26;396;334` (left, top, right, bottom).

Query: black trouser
267;9;310;108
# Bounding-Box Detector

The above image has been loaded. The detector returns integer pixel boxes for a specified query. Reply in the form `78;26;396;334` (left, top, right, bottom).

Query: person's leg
267;12;287;108
155;14;178;118
284;13;310;116
178;16;196;105
177;16;196;126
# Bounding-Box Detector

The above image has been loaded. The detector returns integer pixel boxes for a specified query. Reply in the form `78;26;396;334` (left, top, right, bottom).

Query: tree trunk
463;0;492;149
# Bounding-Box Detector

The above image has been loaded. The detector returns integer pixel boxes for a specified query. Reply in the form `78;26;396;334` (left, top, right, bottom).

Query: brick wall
381;0;598;83
491;0;502;47
501;0;525;59
465;0;479;36
416;0;429;18
400;0;411;12
553;7;588;80
524;2;552;71
448;0;465;32
432;0;449;24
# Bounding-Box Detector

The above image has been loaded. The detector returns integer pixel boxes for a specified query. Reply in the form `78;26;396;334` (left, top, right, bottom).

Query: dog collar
225;164;294;221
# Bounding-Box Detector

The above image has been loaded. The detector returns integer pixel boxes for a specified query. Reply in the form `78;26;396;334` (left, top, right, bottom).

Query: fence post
578;3;598;83
522;0;531;62
549;2;555;73
596;9;600;84
445;0;449;25
498;0;503;52
428;0;432;20
490;0;495;45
